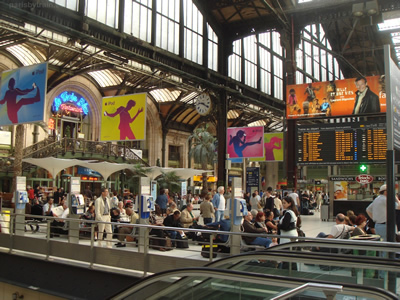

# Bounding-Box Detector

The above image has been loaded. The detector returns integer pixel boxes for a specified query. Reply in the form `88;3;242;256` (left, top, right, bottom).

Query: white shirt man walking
95;188;113;248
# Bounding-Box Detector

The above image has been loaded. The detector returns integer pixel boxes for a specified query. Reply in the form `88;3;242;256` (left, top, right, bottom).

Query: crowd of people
22;183;399;255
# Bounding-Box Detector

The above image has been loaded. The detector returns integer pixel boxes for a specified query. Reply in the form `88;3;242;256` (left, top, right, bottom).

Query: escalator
110;241;400;300
109;267;398;300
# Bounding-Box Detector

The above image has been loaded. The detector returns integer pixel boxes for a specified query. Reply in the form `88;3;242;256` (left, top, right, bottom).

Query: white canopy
142;166;209;180
22;157;209;181
22;157;90;178
81;161;134;180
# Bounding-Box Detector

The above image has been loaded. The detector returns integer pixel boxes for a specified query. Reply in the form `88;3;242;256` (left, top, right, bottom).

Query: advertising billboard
286;75;385;119
227;126;264;158
101;93;147;141
0;62;47;126
251;132;284;162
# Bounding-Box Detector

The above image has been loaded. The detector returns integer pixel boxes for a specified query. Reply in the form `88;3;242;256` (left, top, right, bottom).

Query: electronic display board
296;121;387;165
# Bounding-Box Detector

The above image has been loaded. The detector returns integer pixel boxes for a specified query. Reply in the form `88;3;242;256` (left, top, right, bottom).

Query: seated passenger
115;208;139;247
149;205;168;251
351;214;367;237
317;213;354;239
205;215;231;243
43;198;54;217
254;212;267;229
265;211;278;234
50;201;69;237
180;203;199;228
242;212;272;248
163;210;185;244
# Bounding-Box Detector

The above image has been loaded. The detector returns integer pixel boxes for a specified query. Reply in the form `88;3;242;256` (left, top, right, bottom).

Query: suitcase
176;238;189;248
321;205;329;221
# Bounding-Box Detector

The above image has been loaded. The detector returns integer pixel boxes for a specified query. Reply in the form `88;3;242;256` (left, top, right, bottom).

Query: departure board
296;121;387;165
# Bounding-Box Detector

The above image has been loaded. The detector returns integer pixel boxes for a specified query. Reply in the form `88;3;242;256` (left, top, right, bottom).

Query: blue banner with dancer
0;62;47;126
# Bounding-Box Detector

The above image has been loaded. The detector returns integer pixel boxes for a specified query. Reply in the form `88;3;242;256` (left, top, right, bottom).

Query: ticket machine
15;190;28;210
233;198;248;225
68;193;85;215
140;195;154;219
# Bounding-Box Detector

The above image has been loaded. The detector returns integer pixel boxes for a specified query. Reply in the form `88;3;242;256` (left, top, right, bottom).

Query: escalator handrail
271;282;343;300
206;249;400;273
109;267;398;300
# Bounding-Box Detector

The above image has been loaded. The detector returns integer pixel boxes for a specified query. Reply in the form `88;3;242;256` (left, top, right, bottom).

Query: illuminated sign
48;118;55;130
296;121;391;165
52;91;89;116
60;104;83;113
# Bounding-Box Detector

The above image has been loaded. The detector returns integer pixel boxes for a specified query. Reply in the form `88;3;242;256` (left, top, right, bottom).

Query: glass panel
260;69;271;94
86;0;98;20
274;77;283;100
208;24;218;71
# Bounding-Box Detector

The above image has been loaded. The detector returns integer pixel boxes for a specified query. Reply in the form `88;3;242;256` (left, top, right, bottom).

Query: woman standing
278;197;300;244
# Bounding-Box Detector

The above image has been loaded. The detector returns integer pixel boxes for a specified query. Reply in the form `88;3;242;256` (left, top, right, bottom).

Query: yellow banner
251;132;284;162
101;93;147;141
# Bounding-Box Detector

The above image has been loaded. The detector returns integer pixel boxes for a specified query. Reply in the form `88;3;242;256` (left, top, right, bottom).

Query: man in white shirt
366;184;400;241
95;188;113;248
317;213;354;239
288;190;300;211
212;186;225;222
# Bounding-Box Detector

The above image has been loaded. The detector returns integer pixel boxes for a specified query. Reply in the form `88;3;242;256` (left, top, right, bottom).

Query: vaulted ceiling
0;0;399;134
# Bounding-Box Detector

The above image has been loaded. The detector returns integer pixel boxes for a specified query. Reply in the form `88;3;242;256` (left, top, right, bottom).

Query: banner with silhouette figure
251;132;284;162
0;62;47;126
101;93;147;141
227;126;264;158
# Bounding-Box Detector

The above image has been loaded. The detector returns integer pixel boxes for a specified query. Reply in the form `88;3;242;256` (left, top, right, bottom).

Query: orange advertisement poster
286;76;386;119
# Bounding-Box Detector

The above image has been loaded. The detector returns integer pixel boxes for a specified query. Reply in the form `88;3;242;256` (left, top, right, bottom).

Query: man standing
366;184;400;241
212;186;225;222
200;194;214;224
288;190;300;211
95;188;113;248
156;188;168;214
263;187;274;213
352;76;380;114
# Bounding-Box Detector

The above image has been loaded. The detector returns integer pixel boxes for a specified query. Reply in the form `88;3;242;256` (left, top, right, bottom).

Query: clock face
195;93;212;115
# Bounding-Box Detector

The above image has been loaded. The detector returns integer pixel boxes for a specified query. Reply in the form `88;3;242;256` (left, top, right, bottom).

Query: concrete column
264;162;279;189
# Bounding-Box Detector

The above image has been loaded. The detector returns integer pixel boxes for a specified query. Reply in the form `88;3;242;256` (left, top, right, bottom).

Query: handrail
15;212;400;252
3;212;400;275
109;267;398;300
271;282;342;300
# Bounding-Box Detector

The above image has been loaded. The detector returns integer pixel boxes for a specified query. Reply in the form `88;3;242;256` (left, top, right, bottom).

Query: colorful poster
100;93;147;141
334;181;348;200
251;132;284;162
227;126;264;158
286;75;386;119
0;62;47;126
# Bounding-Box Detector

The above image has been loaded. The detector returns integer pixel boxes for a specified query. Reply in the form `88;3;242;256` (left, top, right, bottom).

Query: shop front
330;175;398;215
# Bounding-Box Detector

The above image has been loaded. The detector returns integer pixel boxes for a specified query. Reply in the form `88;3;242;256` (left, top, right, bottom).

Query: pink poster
227;126;264;158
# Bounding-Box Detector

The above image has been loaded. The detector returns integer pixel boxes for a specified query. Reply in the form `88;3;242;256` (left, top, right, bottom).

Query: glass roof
6;44;43;66
378;18;400;64
88;70;123;87
149;88;181;102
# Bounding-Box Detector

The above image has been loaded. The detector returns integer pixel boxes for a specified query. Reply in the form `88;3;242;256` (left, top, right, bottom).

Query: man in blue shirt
156;188;168;214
